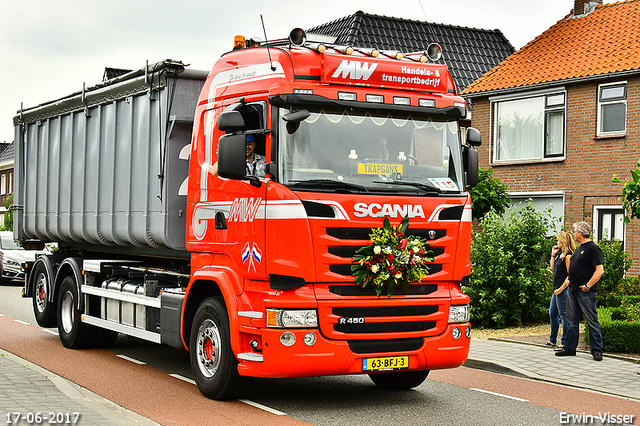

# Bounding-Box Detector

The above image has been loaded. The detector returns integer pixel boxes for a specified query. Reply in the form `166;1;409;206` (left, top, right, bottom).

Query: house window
597;82;626;136
0;174;5;195
8;173;11;194
594;206;624;243
493;92;565;162
507;193;565;235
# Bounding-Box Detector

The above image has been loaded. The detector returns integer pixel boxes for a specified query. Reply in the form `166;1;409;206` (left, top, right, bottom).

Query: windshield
277;107;465;194
0;234;22;250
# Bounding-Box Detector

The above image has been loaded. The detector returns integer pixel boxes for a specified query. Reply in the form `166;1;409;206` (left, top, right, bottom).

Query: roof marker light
358;48;380;57
419;99;436;108
338;92;357;101
308;43;326;53
334;45;354;55
393;97;410;106
381;50;404;60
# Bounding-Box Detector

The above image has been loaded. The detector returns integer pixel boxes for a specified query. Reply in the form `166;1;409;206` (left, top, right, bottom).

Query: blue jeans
549;290;568;346
564;287;604;354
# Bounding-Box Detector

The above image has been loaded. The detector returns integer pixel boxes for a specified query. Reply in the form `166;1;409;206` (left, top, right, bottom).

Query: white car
0;231;43;283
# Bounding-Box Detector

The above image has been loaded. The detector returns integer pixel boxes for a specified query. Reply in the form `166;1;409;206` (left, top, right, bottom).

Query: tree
467;201;558;328
612;160;640;224
2;194;12;231
468;167;511;221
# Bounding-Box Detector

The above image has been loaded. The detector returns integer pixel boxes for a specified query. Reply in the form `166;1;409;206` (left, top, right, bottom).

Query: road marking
14;320;30;325
471;388;528;402
116;354;146;365
169;373;196;385
239;399;287;416
42;329;58;335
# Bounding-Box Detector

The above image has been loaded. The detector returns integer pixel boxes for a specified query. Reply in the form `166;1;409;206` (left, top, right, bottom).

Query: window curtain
495;97;543;161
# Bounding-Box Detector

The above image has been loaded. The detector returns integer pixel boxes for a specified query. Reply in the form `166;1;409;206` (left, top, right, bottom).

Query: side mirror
464;145;479;188
218;134;247;179
218;110;245;132
283;109;310;134
466;127;482;147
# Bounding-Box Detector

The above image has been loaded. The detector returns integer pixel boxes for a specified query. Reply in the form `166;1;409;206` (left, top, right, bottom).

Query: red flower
386;253;395;261
398;238;408;250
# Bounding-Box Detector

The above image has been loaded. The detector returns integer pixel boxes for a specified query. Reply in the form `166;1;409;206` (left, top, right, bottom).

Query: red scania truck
15;29;480;400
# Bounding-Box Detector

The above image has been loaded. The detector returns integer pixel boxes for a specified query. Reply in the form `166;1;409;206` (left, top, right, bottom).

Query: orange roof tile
462;0;640;96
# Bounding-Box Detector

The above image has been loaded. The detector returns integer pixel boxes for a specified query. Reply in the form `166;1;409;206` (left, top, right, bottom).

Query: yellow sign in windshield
357;163;404;175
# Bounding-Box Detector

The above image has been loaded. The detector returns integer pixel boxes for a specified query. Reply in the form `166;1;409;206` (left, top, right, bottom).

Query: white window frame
490;88;567;164
0;174;5;196
593;205;625;246
506;191;565;235
597;81;627;137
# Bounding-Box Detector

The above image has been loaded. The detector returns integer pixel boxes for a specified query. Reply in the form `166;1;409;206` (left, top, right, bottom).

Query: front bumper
237;323;471;378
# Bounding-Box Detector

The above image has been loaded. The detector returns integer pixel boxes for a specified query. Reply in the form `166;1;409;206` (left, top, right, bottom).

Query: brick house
461;0;640;274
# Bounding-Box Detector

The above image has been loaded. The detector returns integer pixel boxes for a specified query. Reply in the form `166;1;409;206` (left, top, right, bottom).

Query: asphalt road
1;283;636;426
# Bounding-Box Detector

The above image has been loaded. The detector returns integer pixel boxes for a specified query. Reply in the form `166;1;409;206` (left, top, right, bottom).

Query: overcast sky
0;0;586;144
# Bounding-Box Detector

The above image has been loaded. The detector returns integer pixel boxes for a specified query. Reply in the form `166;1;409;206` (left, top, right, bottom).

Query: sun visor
321;54;452;94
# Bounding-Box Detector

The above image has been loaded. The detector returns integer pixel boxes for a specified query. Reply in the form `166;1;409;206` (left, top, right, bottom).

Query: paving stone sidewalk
466;338;640;401
0;349;159;426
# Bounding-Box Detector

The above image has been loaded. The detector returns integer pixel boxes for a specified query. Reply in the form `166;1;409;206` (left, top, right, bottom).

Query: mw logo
331;60;378;80
228;197;262;222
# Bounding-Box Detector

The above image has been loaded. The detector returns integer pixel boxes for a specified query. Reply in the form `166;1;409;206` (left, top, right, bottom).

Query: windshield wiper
373;179;442;194
289;179;369;192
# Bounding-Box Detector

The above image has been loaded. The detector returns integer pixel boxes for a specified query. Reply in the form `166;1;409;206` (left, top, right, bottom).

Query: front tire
190;297;254;400
32;262;57;328
368;370;430;389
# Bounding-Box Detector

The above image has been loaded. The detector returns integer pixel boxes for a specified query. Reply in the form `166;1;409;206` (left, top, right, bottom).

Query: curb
487;337;640;364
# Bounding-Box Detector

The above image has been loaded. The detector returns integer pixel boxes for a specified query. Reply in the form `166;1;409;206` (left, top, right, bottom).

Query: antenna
260;15;276;71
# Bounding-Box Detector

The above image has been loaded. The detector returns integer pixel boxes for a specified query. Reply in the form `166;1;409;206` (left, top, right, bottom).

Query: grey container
13;60;208;257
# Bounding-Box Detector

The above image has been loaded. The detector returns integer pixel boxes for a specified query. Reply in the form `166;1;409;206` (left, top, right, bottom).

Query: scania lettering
15;28;480;400
353;203;426;218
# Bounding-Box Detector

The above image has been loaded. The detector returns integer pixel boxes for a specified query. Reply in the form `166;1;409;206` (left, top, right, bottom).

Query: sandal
545;341;556;347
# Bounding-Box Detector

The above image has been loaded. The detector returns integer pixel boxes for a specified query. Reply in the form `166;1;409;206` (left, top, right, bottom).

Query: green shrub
468;167;511;222
468;202;557;328
617;276;640;296
597;239;632;307
604;294;640;308
585;306;640;353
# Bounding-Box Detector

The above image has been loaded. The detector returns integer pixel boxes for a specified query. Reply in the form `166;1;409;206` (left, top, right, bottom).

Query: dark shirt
568;241;604;292
552;252;570;290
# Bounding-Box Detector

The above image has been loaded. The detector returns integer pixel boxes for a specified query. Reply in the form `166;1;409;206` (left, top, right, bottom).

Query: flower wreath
351;215;433;297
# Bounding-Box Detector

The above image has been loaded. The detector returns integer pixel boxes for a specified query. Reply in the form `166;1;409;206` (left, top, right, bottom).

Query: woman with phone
548;231;576;349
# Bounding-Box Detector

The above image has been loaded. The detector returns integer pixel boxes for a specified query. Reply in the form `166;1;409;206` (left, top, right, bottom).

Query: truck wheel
57;276;93;349
32;262;57;328
368;370;430;389
190;297;254;400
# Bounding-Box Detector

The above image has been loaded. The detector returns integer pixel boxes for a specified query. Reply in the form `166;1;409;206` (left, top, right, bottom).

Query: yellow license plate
362;356;409;371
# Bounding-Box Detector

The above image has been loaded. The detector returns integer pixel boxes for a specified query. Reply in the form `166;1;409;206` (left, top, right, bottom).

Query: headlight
449;305;470;323
266;309;318;328
4;258;20;267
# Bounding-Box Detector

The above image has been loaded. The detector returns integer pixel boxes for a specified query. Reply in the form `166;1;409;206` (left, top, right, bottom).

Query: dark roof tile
307;11;514;92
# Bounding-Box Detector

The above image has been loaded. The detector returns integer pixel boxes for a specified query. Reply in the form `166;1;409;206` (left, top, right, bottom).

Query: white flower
374;246;381;255
370;264;379;273
394;272;403;279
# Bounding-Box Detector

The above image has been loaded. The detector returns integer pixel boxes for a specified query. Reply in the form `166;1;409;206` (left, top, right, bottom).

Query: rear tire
32;262;57;328
368;370;430;389
57;276;94;349
190;297;254;400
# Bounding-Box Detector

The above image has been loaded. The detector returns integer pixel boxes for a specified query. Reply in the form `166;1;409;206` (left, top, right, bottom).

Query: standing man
556;221;605;361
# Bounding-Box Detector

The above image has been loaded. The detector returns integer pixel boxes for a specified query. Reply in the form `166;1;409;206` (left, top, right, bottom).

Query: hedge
584;306;640;353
